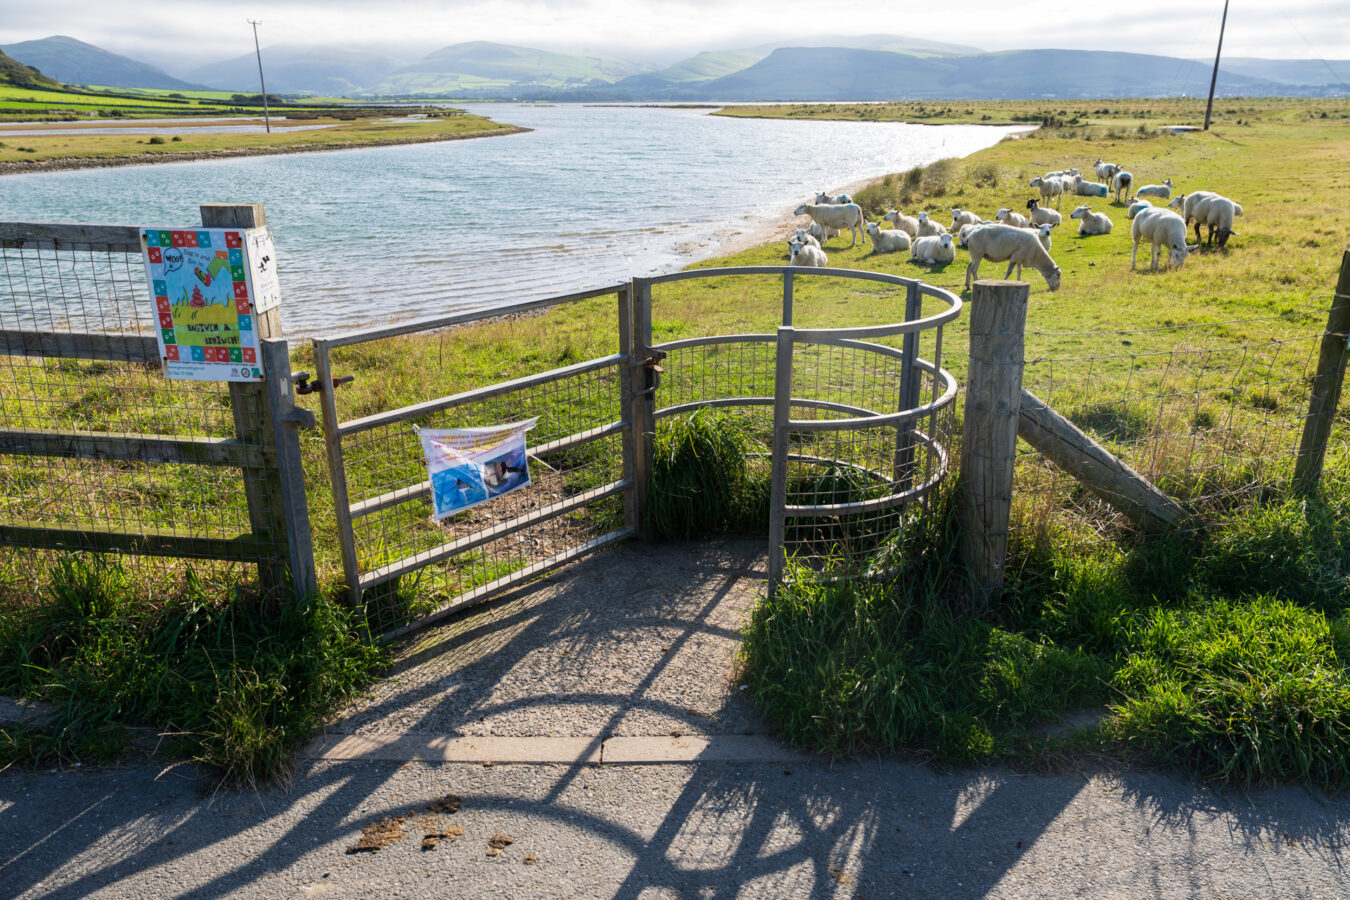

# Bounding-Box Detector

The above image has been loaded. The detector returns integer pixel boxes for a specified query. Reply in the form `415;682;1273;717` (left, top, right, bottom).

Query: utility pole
248;19;271;134
1203;0;1230;131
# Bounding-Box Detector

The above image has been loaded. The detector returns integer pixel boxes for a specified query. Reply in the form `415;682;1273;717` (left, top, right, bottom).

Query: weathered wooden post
199;203;314;601
1293;250;1350;497
958;280;1029;610
627;277;655;538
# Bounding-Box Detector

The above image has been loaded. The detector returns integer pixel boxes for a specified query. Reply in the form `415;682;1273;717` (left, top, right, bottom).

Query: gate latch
294;371;356;395
636;348;667;397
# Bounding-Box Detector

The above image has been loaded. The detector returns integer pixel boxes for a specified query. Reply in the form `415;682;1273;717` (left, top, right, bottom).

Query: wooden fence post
261;338;318;601
958;280;1029;610
199;203;296;598
628;277;655;539
1294;251;1350;497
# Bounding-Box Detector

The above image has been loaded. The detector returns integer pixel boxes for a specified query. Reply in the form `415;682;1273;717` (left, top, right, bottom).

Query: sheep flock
789;163;1241;287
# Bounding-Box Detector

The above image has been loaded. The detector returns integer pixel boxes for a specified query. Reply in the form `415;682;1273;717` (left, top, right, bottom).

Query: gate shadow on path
5;539;1350;898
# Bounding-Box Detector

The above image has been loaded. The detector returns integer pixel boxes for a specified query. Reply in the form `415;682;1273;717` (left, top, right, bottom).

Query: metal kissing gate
314;268;960;638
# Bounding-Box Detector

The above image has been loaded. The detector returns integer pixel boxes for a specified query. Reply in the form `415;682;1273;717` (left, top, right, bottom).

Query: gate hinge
294;371;356;395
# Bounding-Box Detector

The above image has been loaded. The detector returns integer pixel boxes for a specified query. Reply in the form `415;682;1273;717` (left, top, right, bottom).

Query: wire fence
1009;297;1339;549
0;230;287;604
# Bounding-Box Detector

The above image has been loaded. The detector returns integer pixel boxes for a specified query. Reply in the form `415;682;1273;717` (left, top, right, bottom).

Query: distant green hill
1;35;199;90
187;45;406;95
0;48;59;87
370;41;651;96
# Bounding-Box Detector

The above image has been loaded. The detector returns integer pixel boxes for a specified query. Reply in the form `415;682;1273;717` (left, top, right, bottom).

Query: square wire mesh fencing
0;238;282;601
1010;300;1336;549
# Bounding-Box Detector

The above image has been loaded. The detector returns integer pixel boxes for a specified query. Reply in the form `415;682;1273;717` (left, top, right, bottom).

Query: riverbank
0;114;528;175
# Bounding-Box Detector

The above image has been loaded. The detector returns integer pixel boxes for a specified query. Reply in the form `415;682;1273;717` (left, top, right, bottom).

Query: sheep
1074;178;1110;197
1094;159;1121;183
1026;198;1062;227
910;233;955;265
1168;191;1221;244
883;209;920;237
1134;179;1173;201
805;221;838;245
814;191;853;205
963;223;1062;291
1111;170;1133;203
788;237;828;267
1197;196;1242;248
1070;204;1113;236
794;202;866;248
1030;222;1056;251
995;207;1030;229
957;221;992;248
865;221;911;253
1126;198;1153;220
1130;207;1197;272
792;228;820;248
915;211;947;237
951;208;983;231
1029;175;1065;208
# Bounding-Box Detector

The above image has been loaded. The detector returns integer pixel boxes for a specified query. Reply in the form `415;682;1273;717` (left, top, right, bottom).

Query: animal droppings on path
345;816;409;854
427;793;463;813
420;825;464;850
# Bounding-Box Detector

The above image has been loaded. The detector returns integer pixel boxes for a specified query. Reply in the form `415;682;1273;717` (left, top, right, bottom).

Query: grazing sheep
1135;179;1173;201
1112;170;1133;203
995;207;1030;229
788;237;829;267
910;233;955;265
1168;191;1221;244
1070;204;1113;236
1197;196;1242;248
883;209;920;237
1030;175;1065;208
1026;198;1062;227
1130;207;1197;272
1127;198;1154;220
951;208;983;231
814;191;853;205
794;202;866;248
964;223;1062;291
865;222;912;253
915;211;947;238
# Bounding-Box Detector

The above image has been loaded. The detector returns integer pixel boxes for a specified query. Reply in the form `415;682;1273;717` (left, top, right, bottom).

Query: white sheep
1197;196;1242;248
1074;178;1110;197
1026;198;1062;227
1168;191;1219;244
915;211;947;237
1070;204;1113;236
957;221;992;248
1130;207;1197;272
910;233;955;265
865;221;912;253
814;191;853;205
883;209;920;237
1029;175;1065;208
1095;159;1121;183
805;221;838;245
964;223;1062;291
1111;170;1133;203
795;202;866;248
1126;198;1154;220
951;208;982;231
792;228;820;248
788;237;828;267
995;207;1030;229
1030;222;1056;251
1134;179;1173;201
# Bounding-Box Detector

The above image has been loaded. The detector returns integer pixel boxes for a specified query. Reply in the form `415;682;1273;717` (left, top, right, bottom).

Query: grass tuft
647;409;769;539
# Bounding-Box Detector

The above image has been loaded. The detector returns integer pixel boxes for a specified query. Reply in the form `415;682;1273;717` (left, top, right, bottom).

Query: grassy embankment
2;98;1349;785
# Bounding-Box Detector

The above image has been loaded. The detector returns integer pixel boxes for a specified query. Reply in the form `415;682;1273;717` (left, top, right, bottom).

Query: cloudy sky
1;0;1346;73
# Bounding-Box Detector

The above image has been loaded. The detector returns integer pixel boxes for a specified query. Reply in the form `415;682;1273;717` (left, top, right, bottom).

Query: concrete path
3;540;1350;898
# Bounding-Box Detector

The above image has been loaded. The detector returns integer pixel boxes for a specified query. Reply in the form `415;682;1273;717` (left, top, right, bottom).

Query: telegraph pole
1202;0;1230;131
248;19;271;134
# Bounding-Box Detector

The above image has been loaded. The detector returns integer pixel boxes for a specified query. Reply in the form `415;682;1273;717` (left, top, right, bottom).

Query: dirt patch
420;824;464;850
427;793;463;814
346;816;409;854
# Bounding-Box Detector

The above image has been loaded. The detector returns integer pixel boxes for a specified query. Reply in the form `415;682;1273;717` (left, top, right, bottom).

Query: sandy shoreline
0;125;531;176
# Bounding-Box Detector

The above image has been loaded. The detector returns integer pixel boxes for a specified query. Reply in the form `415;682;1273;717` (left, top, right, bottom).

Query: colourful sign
419;419;538;520
140;227;278;382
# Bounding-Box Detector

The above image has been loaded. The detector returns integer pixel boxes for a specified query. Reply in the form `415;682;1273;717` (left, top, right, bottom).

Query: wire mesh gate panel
641;268;962;587
0;222;301;597
313;285;636;638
